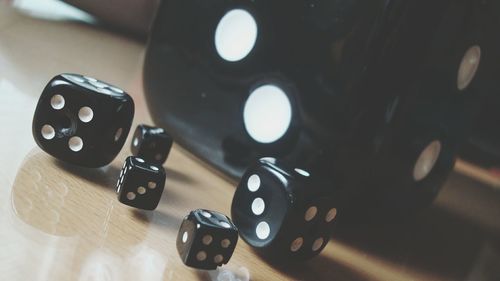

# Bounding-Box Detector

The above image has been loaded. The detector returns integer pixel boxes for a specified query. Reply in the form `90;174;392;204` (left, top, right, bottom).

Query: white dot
295;168;310;177
133;137;139;147
41;125;55;140
137;186;146;195
70;75;85;83
290;237;304;252
219;221;231;228
196;251;207;261
84;76;97;82
312;237;324;251
110;86;124;94
78;106;94;123
243;84;292;143
457;45;481;91
213;254;224;264
97;88;113;95
50;95;65;110
150;166;159;171
251;198;265;215
221;239;231;248
247;174;261;192
148;182;157;189
114;128;123;142
182;231;188;243
201;211;212;218
325;208;338;223
136;158;145;163
89;80;107;89
413;140;442;182
304;206;318;222
256;221;270;240
68;136;83;152
215;9;258;62
127;192;136;200
202;235;213;245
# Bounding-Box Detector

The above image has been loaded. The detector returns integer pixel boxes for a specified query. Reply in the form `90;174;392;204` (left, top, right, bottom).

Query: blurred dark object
62;0;159;37
143;0;489;222
457;0;500;169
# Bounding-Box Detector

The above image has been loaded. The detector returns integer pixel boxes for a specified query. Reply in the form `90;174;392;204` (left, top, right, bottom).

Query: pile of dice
32;73;336;270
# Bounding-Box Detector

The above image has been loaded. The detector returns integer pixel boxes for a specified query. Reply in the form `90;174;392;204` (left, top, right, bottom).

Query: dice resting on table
116;156;166;210
177;209;238;270
131;124;173;165
231;158;337;261
32;74;134;168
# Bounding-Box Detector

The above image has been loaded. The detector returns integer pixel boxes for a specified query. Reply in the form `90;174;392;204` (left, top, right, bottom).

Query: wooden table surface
1;4;500;281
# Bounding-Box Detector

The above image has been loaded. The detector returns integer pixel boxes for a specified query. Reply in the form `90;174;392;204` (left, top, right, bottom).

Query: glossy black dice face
32;74;134;168
116;156;166;210
130;124;173;165
231;158;337;261
176;209;238;270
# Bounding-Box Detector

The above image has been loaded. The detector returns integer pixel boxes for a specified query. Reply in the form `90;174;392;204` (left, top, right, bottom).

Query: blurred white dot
127;192;136;200
202;235;213;245
244;84;292;143
182;231;188;243
137;186;146;195
221;239;231;248
295;168;310;177
256;221;270;240
84;76;97;82
110;86;124;94
114;128;123;142
78;106;94;123
457;45;481;91
325;208;338;223
413;140;441;182
68;136;83;152
196;251;207;261
213;254;224;264
41;124;55;140
201;210;212;218
50;94;65;110
215;9;258;62
312;237;324;251
247;174;261;192
219;221;231;228
290;237;304;252
251;198;265;215
90;80;108;89
304;206;317;221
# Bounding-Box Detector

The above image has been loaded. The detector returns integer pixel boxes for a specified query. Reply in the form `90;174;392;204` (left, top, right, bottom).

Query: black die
116;156;166;210
231;158;337;261
131;124;173;165
32;74;134;167
176;209;238;270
